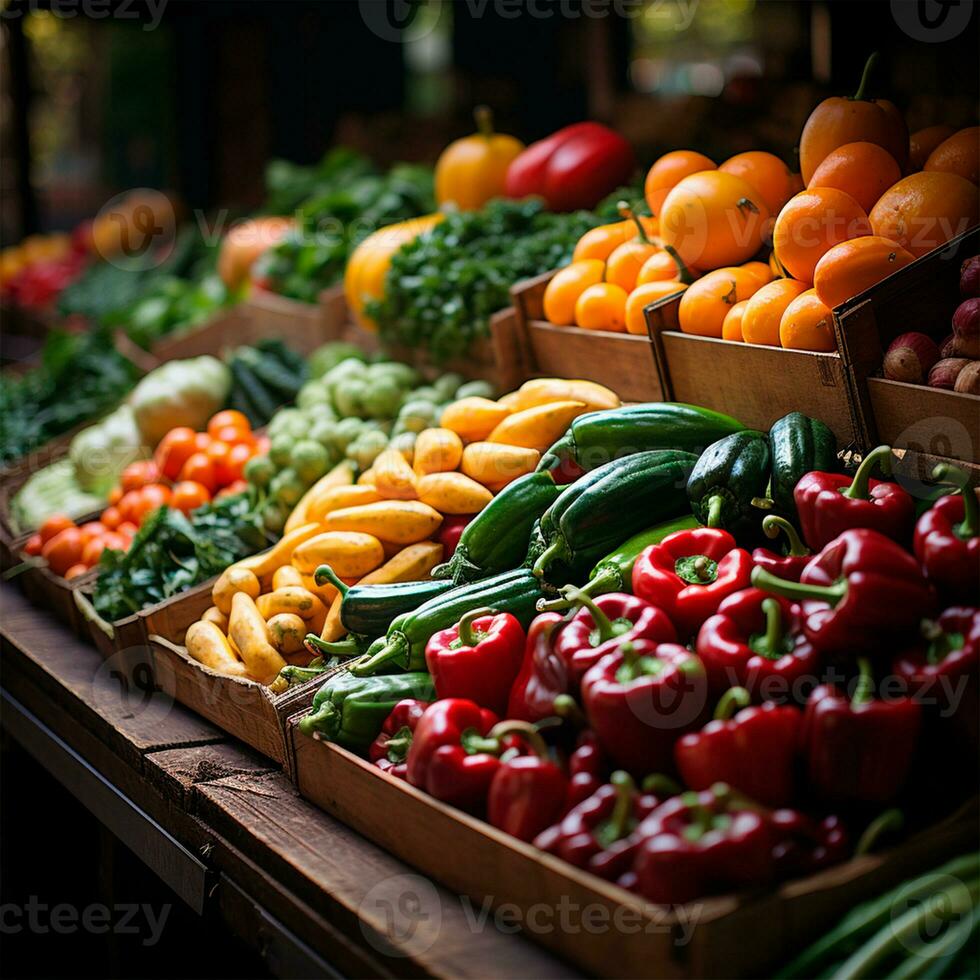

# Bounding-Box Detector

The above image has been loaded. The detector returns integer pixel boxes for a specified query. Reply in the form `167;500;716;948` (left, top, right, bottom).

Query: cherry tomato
42;527;85;576
171;481;211;514
216;479;249;499
140;483;172;513
117;521;139;538
154;427;198;482
178;452;217;494
228;444;253;482
207;410;251;439
206;440;232;485
194;432;212;453
118;490;144;525
100;531;129;552
108;486;124;506
100;506;122;530
212;425;256;448
39;514;74;544
23;534;43;557
64;563;89;580
79;521;107;540
121;460;160;492
81;537;106;566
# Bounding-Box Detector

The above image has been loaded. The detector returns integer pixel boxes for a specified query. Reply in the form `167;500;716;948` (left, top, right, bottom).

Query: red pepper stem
714;686;751;722
751;566;848;606
642;774;681;797
457;607;495;648
853;51;878;101
842;445;893;501
757;598;785;660
474;105;494;138
604;771;637;844
762;515;809;556
854;808;904;856
932;464;978;538
384;728;413;763
706;495;724;528
553;694;587;729
617;201;652;244
488;720;551;760
314;564;349;596
852;657;875;707
563;588;618;644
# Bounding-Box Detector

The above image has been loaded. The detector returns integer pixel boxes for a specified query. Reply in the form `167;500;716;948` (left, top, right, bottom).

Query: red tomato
194;432;212;453
100;506;122;530
64;563;89;580
79;521;107;540
108;486;124;506
207;410;251;439
255;435;271;455
23;534;43;557
178;452;217;494
117;490;144;525
212;425;256;448
216;479;249;499
171;481;211;514
39;514;74;544
154;427;198;482
117;521;139;539
100;531;128;552
206;440;232;485
223;443;253;484
121;460;160;492
42;527;84;576
81;537;106;566
140;483;172;515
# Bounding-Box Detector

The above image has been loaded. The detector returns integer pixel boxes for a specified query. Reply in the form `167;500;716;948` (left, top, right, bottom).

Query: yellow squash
321;500;443;545
292;531;386;578
272;565;305;590
372;448;419;500
232;523;322;581
440;397;511;443
266;613;307;655
284;460;355;533
307;484;382;523
212;566;261;616
461;442;540;488
201;605;229;632
228;592;286;685
486;400;588;452
511;378;620;413
185;621;248;678
412;427;464;476
417;472;493;515
256;586;325;621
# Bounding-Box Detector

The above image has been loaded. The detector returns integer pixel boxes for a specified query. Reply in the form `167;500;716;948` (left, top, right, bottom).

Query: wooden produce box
832;227;980;463
509;272;665;403
289;726;978;979
645;294;862;447
242;285;348;355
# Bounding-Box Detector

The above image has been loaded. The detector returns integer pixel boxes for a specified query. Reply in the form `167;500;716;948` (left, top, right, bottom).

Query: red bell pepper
553;590;677;686
696;588;821;700
504;121;636;212
893;606;979;754
674;687;802;808
794;445;915;550
438;515;471;563
487;722;568;843
566;729;606;809
425;607;525;716
770;809;850;880
913;465;979;601
581;639;708;775
751;529;935;653
802;658;921;804
368;698;430;780
751;515;812;583
632;528;753;639
630;784;775;904
406;699;502;810
505;611;569;723
533;771;672;880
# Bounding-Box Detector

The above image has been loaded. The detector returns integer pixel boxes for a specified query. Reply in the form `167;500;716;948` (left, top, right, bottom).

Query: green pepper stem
852;657;875;707
531;539;563;579
932;463;978;539
457;607;495;648
663;244;696;285
537;567;620;611
304;634;359;658
563;587;618;644
348;635;408;676
751;566;848;606
617;201;651;244
461;729;502;756
488;720;551;760
706;495;724;528
596;771;636;847
642;774;682;797
853;51;878;101
298;699;338;738
384;728;413;763
474;105;494;138
714;686;751;722
762;515;809;557
855;808;904;856
315;564;349;595
842;445;892;501
270;663;327;695
553;694;587;729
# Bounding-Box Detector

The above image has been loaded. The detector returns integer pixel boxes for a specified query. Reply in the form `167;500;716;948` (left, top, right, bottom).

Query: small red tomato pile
24;410;268;579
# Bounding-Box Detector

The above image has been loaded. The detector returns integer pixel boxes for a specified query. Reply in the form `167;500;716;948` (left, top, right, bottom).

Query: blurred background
2;0;978;244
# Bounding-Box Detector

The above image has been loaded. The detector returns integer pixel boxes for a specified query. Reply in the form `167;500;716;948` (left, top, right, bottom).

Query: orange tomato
23;534;43;557
660;171;771;272
212;425;256;448
644;150;716;217
41;527;85;576
719;151;796;216
100;531;129;552
39;513;74;544
772;188;872;285
909;125;956;172
81;537;107;567
224;443;254;484
117;521;139;539
574;282;629;332
869;172;979;257
206;440;232;485
78;521;107;543
194;432;212;453
139;483;172;520
605;240;659;291
543;260;605;325
216;479;249;499
779;288;837;352
741;278;809;346
100;506;122;530
721;299;750;342
255;435;271;456
636;249;699;286
64;564;89;580
117;490;144;525
808;142;902;214
740;260;774;290
171;481;211;515
108;486;123;506
572;221;634;263
120;459;161;493
813;235;916;309
677;267;760;338
798;55;908;183
924;127;979;185
154;426;198;482
625;281;687;335
179;452;218;494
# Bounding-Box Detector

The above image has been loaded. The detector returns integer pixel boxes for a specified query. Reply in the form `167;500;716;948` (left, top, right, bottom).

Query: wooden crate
510;272;665;403
832;227;980;463
290;726;978;979
242;285;348;354
8;557;97;639
645;294;863;447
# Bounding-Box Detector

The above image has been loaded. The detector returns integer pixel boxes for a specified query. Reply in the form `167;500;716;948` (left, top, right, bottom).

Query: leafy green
92;492;271;622
366;198;602;362
261;147;375;216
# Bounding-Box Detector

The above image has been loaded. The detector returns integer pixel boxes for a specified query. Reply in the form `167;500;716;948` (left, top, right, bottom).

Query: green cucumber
340;577;455;637
767;412;838;518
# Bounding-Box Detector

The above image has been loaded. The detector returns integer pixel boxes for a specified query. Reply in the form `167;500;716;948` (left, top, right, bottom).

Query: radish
928;358;970;389
953;361;980;394
883;332;940;383
960;255;980;298
952;297;980;358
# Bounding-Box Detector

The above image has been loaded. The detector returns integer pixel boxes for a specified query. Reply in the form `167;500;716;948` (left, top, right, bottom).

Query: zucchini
340;577;455;637
768;412;838;518
229;359;279;424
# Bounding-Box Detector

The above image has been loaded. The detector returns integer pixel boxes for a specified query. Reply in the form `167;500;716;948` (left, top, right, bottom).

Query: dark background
1;0;978;244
